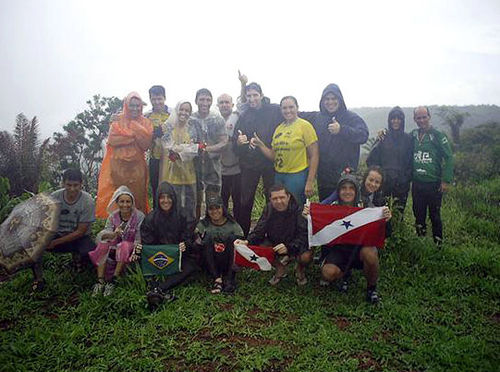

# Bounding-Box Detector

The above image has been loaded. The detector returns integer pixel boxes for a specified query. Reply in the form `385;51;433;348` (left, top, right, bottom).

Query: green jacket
411;127;453;183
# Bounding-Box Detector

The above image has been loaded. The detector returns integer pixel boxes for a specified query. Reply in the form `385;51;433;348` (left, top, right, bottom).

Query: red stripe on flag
310;203;386;248
310;203;362;234
234;245;275;271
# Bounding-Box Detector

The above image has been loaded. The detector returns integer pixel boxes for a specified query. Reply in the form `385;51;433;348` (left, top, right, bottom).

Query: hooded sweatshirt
334;173;362;207
140;182;194;250
366;106;413;193
300;84;369;182
247;193;308;256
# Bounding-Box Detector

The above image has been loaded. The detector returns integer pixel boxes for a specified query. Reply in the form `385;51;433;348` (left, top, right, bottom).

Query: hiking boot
103;282;115;297
92;281;105;297
147;287;165;311
366;289;380;304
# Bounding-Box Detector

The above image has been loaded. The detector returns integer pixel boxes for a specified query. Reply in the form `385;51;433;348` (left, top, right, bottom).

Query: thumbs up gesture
250;132;264;149
237;130;249;145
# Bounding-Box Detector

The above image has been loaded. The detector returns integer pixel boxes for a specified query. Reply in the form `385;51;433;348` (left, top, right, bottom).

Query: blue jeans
274;169;308;206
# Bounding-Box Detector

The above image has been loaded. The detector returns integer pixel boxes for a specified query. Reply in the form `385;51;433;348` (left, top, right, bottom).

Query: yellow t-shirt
147;111;170;159
271;118;318;173
160;127;196;185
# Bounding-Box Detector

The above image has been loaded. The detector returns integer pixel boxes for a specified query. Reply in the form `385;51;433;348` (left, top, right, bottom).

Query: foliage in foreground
0;178;499;372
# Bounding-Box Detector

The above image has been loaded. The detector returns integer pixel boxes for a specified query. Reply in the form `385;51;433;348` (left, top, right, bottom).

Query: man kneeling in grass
235;184;312;286
32;168;95;293
303;173;391;304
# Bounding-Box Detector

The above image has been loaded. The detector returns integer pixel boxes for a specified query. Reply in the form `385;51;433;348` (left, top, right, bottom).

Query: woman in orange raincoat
96;92;153;218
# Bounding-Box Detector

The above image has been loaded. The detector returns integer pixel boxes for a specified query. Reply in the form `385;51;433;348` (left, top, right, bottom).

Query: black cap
206;195;223;208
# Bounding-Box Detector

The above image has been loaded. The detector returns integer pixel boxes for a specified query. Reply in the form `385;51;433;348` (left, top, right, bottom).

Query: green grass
1;178;499;371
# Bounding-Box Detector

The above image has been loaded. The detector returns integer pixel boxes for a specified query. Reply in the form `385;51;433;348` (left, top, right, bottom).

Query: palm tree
0;114;49;196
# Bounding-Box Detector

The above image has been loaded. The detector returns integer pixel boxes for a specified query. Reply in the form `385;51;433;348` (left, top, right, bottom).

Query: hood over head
319;83;347;116
156;181;178;215
107;185;135;214
123;91;146;119
336;172;361;206
387;106;405;132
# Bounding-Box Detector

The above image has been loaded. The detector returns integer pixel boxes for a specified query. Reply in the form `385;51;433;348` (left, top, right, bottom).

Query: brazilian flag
141;244;182;277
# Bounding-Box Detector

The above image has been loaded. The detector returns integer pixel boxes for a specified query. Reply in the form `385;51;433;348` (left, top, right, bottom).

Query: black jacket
366;106;413;194
140;182;195;253
247;194;308;256
300;84;369;181
233;102;283;171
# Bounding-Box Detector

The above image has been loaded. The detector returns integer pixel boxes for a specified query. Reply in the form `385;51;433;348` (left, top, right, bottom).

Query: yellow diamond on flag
148;251;174;270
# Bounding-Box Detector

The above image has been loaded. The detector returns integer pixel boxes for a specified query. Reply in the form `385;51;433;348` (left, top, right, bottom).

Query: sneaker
366;289;380;304
103;282;115;297
319;279;330;287
338;280;349;293
92;281;105;297
30;279;46;294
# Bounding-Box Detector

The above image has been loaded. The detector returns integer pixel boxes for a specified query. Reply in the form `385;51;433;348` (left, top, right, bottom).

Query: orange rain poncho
96;92;153;218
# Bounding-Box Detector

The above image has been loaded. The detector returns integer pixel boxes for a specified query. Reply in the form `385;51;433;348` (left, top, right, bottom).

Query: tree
0;114;49;196
47;95;122;192
436;106;470;144
362;136;378;153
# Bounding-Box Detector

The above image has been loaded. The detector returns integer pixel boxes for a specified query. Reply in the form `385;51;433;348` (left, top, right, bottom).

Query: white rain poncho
159;101;199;223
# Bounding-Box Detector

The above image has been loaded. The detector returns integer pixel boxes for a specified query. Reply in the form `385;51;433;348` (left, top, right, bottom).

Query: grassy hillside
1;177;499;372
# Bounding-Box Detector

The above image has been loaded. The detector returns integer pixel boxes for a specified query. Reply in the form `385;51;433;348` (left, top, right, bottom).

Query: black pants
149;158;160;208
153;256;200;293
239;167;275;237
221;173;241;222
202;236;235;282
412;181;443;242
32;235;95;281
317;167;342;202
382;177;410;215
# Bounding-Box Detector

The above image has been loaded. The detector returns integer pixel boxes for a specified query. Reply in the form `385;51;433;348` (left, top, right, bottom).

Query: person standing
217;93;242;221
251;96;318;205
96;92;153;217
411;106;453;245
367;106;413;214
234;82;283;236
300;84;369;201
144;85;170;206
190;89;228;213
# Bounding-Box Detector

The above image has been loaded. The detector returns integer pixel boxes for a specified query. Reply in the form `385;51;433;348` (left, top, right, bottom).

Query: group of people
28;75;454;308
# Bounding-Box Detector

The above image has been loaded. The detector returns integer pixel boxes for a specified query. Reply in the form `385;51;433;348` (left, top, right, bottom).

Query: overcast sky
1;0;499;138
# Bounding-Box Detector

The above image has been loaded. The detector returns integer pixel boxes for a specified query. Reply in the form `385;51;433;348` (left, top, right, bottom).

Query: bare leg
113;262;125;277
321;263;344;283
96;262;106;280
359;246;379;287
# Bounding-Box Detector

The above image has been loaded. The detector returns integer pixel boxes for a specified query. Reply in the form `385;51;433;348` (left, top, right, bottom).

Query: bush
454;122;500;183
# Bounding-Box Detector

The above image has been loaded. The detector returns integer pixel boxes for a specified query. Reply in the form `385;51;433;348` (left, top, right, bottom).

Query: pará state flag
307;203;386;248
141;244;182;277
234;244;275;271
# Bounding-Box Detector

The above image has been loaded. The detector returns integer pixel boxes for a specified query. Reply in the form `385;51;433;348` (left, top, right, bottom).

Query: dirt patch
332;316;351;330
352;351;382;371
0;318;16;331
372;329;392;341
490;312;500;324
219;303;234;311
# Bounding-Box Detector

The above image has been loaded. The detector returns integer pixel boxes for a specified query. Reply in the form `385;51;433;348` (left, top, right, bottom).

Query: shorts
321;245;365;273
